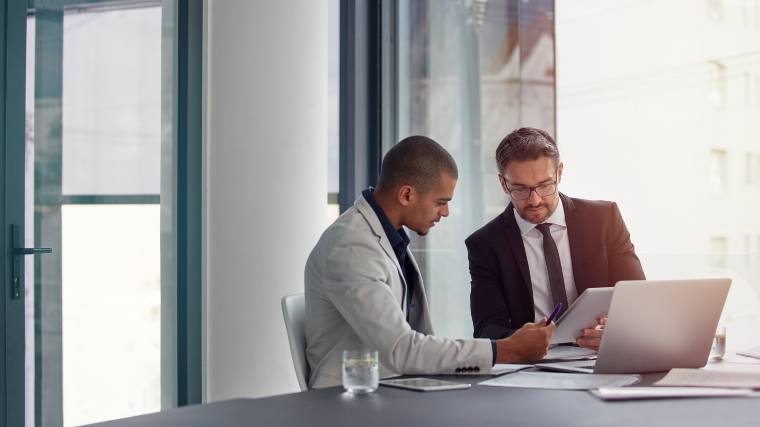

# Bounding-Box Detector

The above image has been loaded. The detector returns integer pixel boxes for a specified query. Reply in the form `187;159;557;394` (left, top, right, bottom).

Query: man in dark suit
466;127;645;350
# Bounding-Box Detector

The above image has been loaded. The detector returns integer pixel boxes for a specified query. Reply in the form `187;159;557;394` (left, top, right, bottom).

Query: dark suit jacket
465;193;645;339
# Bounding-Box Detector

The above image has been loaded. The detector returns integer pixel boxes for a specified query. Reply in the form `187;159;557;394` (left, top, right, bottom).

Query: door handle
9;224;53;299
14;247;53;255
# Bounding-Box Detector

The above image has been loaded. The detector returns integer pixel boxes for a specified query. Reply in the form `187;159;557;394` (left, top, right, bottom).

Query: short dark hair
376;135;458;194
495;127;560;174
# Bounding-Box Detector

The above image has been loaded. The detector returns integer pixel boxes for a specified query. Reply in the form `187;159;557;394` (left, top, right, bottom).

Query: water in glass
342;350;379;393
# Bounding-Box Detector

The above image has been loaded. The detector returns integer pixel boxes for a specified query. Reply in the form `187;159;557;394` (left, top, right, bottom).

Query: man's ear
557;162;564;183
498;174;509;194
397;185;414;207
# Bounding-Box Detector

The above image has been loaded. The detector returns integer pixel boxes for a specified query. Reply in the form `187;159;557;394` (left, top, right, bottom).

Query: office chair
281;294;310;391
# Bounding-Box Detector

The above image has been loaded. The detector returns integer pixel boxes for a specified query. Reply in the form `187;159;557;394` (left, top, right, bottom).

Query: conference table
87;367;760;427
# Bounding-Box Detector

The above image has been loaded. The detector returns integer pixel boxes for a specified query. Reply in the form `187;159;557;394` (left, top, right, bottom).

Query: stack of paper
590;387;755;401
654;368;760;388
491;364;533;376
480;371;639;390
541;345;597;362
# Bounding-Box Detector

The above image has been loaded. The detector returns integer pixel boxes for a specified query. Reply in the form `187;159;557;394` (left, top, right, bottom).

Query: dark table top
85;372;760;427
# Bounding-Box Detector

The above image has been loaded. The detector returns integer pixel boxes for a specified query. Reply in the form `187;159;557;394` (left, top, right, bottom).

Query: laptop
536;278;731;374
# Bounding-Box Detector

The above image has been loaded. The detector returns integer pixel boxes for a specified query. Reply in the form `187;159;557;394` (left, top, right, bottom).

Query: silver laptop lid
595;278;731;374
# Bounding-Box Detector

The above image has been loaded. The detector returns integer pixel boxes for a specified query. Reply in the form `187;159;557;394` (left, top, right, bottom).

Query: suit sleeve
607;202;646;282
323;238;493;375
466;236;516;340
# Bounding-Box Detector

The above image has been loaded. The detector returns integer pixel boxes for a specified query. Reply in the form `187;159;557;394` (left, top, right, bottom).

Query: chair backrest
281;294;309;391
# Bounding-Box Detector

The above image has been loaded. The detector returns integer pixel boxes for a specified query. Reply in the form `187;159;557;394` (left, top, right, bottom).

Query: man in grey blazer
305;135;555;389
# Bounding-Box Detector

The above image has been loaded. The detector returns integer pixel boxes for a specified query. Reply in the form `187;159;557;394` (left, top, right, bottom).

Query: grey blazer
304;195;492;389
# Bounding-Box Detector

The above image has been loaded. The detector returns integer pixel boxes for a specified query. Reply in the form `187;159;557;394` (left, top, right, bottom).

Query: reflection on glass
396;0;555;338
397;0;760;351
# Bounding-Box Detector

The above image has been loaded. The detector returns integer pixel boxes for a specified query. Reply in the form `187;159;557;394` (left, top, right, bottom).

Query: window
746;153;755;185
709;235;728;267
395;0;555;338
25;4;163;425
744;72;752;108
708;0;724;21
709;149;728;197
743;0;751;27
373;0;760;352
556;1;760;351
710;60;727;109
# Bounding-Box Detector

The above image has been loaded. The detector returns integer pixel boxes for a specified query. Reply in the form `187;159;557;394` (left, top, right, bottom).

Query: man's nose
528;189;542;205
441;204;449;217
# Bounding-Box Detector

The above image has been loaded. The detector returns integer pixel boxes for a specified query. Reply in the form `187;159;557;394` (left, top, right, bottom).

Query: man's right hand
495;321;555;363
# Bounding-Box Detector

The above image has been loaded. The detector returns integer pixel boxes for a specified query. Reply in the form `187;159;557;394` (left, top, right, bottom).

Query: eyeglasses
501;174;558;201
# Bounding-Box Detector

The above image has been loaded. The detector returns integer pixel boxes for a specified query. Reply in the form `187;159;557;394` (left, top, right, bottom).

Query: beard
517;199;558;224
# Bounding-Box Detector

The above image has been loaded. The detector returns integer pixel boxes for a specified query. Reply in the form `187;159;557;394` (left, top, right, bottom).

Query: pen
545;302;564;326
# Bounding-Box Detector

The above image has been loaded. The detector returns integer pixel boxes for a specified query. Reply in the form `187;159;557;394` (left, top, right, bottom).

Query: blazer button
455;368;462;373
474;367;480;372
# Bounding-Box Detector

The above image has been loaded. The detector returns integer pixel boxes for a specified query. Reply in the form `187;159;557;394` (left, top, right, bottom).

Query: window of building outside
396;0;760;353
709;148;728;196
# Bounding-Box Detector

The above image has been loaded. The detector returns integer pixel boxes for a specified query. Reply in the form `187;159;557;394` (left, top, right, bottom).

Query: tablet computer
551;287;614;344
379;378;471;392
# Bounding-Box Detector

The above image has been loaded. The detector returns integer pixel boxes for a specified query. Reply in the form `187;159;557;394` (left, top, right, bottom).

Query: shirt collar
513;196;567;237
362;188;410;254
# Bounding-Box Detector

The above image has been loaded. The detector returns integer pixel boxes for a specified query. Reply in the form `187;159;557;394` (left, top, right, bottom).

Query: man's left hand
575;315;606;351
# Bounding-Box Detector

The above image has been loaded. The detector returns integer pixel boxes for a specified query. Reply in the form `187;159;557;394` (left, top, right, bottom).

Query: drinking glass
342;350;379;393
710;325;726;361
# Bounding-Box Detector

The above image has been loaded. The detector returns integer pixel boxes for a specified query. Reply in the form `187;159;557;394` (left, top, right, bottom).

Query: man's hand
576;315;606;351
495;321;555;363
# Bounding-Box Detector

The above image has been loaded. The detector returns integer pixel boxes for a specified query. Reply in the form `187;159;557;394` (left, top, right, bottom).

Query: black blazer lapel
502;205;533;298
561;193;586;295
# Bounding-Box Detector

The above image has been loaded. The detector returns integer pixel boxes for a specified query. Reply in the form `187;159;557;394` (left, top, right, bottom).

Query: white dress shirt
513;198;578;321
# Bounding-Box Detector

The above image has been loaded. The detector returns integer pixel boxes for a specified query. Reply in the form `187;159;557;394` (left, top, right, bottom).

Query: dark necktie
535;223;569;312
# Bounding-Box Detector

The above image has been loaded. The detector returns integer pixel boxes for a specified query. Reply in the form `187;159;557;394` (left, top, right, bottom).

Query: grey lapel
405;249;433;334
354;196;409;308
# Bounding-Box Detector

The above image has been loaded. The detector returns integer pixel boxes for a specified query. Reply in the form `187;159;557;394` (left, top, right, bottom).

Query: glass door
21;1;163;425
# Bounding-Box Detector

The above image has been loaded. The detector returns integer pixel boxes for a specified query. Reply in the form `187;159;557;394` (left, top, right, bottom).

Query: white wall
204;0;327;399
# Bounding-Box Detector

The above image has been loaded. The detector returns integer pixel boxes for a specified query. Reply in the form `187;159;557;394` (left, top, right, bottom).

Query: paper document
590;387;755;401
541;345;597;362
655;368;760;388
737;346;760;360
491;364;533;376
480;371;639;390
